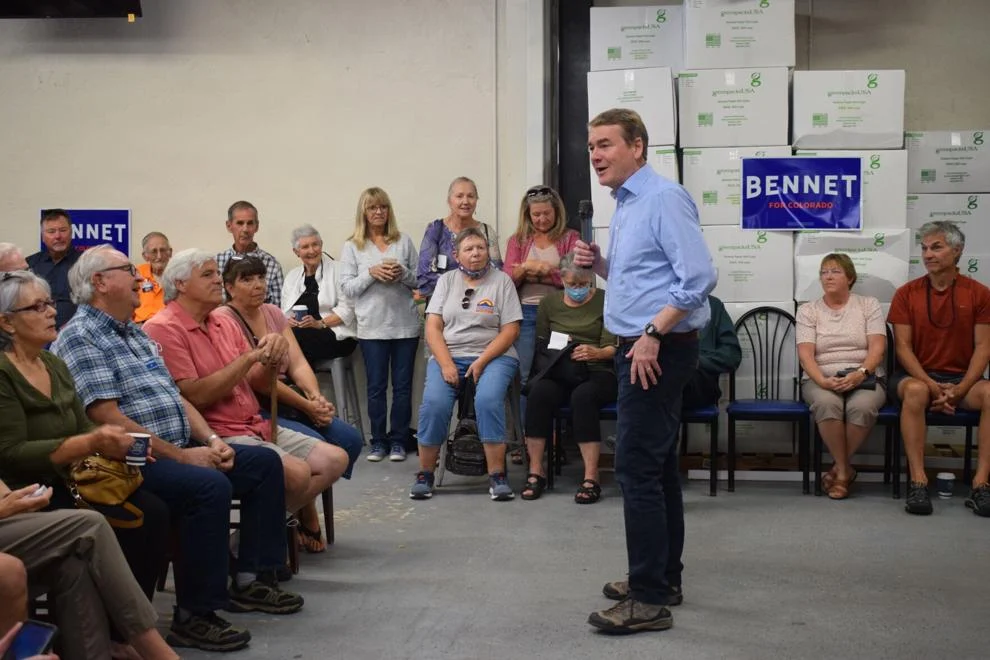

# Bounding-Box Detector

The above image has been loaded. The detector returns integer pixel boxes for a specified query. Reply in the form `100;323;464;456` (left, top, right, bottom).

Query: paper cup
126;433;150;467
291;305;308;322
935;472;955;499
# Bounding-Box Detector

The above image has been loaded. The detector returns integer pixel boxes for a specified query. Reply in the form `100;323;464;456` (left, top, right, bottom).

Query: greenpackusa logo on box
968;195;979;210
873;233;885;247
968;258;980;274
655;9;666;23
756;231;768;244
975;131;985;146
869;155;881;169
750;73;762;88
867;73;878;88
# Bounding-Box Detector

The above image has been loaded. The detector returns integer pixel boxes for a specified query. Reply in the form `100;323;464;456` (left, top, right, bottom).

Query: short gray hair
162;248;216;303
291;224;321;250
918;220;966;253
558;251;594;284
0;271;51;350
141;232;169;251
0;243;24;270
453;227;488;253
68;244;124;305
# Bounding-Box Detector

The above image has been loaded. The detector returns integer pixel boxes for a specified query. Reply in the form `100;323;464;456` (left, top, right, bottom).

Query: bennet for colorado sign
741;157;863;231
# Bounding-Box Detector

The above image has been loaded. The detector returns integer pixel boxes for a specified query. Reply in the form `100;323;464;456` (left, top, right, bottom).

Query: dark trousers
360;337;420;446
524;370;618;442
294;328;357;362
614;339;698;605
140;444;286;613
681;370;720;409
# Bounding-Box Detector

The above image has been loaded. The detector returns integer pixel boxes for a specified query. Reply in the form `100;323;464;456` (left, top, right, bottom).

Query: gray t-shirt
427;268;523;360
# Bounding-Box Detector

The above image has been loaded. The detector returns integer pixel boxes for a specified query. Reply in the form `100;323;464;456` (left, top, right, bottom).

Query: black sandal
296;522;326;553
520;473;546;501
575;479;602;504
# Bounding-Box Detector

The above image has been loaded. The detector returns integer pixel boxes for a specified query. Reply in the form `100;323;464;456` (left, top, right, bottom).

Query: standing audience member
887;221;990;517
0;479;178;660
26;209;81;329
143;249;347;519
0;243;29;272
281;224;357;363
416;177;503;298
134;232;172;323
520;253;616;503
53;246;300;651
681;295;741;410
575;108;716;634
340;188;421;463
216;200;284;305
797;254;887;500
411;228;522;501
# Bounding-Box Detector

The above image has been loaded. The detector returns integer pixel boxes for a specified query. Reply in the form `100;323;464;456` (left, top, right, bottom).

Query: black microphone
578;200;594;243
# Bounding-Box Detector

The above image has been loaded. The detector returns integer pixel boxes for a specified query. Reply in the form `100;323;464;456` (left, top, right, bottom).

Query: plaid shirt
217;244;284;306
51;305;192;447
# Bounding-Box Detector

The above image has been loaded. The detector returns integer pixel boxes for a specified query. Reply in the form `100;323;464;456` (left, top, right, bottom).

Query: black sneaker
964;483;990;517
228;578;304;615
167;609;251;652
905;481;933;515
588;597;673;634
602;580;683;606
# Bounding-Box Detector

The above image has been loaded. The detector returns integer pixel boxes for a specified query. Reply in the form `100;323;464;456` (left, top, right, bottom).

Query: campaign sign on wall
741;157;863;231
40;209;131;256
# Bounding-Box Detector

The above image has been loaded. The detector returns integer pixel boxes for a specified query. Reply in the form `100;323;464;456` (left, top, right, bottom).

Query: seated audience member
133;232;172;324
281;224;357;363
0;243;29;272
411;227;522;501
25;209;81;329
0;480;177;660
0;271;172;649
888;221;990;516
521;253;616;504
217;201;284;305
52;246;300;647
217;255;363;553
681;295;742;409
797;254;887;500
142;249;348;520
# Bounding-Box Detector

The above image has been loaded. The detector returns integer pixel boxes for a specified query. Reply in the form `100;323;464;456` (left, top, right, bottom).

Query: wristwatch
857;367;870;376
644;322;663;341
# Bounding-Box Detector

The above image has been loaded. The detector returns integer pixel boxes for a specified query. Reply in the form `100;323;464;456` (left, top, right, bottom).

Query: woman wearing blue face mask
520;252;617;504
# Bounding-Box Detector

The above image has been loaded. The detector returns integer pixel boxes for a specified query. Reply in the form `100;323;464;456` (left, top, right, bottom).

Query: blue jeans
359;337;420;447
614;338;698;606
139;444;286;613
272;414;363;479
417;355;519;447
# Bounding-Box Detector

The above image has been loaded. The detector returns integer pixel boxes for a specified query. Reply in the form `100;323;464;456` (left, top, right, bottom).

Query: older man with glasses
134;232;173;324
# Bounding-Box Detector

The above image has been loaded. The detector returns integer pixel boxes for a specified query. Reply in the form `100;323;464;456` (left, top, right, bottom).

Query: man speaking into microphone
575;108;716;634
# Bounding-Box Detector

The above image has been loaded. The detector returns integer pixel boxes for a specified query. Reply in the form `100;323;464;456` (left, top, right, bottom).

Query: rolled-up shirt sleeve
655;188;716;312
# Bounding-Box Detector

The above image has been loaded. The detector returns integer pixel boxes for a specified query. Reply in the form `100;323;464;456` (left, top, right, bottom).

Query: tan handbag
68;456;145;528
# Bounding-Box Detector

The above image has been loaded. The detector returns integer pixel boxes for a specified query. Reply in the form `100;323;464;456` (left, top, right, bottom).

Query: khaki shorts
225;428;319;461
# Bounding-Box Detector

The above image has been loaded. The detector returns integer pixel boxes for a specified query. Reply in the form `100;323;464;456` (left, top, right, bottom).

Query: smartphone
2;620;57;660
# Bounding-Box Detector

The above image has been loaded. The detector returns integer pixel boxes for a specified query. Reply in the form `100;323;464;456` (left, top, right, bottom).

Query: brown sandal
823;466;857;493
296;522;327;553
827;477;851;500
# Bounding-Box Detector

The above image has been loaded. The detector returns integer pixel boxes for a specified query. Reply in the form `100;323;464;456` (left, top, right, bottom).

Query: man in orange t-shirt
887;220;990;518
133;231;171;323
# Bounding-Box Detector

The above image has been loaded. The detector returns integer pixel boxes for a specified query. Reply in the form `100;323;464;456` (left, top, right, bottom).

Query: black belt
615;330;698;346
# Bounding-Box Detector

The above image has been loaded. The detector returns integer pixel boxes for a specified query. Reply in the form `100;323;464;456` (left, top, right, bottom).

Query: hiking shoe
228;578;304;615
602;581;683;606
905;481;933;515
489;472;514;501
366;443;387;462
964;483;990;517
410;471;435;499
588;597;673;634
389;443;407;462
167;609;251;652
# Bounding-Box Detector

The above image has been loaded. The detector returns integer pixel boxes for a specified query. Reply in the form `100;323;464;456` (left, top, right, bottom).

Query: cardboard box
678;68;789;148
793;228;911;303
683;146;792;225
588;67;676;147
906;194;990;256
590;5;684;73
906;131;990;193
795;149;908;230
702;225;793;301
683;0;795;70
792;70;906;150
590;146;679;228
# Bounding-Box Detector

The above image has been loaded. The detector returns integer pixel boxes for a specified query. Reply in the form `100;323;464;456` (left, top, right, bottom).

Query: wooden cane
269;367;279;441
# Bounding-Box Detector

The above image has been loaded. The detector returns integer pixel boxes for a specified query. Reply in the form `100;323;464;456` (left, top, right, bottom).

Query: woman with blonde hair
340;187;421;462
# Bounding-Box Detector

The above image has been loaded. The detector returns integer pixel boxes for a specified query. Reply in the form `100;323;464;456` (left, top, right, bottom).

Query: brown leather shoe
588;597;672;634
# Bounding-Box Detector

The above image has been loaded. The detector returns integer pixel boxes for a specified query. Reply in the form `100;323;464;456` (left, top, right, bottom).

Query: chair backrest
730;306;800;402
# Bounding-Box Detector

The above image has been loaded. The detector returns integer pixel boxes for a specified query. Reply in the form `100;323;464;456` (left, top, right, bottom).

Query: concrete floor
162;457;989;660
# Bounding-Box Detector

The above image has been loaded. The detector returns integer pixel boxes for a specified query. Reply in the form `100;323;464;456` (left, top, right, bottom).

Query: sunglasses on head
461;288;476;310
526;186;554;199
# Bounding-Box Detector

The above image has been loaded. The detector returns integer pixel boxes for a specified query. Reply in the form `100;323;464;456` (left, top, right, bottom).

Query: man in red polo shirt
888;220;990;517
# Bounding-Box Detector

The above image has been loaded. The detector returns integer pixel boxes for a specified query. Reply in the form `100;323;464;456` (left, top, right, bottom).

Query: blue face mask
564;285;591;303
458;261;490;279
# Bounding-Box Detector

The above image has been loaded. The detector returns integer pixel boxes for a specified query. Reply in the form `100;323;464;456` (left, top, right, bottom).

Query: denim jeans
139;444;286;613
614;338;698;605
272;414;364;479
417;355;519;446
359;337;420;447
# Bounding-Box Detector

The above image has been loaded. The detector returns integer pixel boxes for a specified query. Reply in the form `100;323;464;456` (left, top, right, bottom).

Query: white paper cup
126;432;151;467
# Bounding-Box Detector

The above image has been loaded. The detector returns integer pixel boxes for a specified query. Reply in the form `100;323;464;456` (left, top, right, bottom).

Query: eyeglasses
367;205;389;213
526;186;553;199
461;288;476;310
819;269;845;277
100;264;138;277
9;299;56;314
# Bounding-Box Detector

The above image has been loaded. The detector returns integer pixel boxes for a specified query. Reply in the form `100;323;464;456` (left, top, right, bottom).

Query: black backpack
444;378;488;477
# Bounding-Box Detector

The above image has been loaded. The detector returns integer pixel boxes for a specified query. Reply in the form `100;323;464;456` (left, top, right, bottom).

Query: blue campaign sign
741;158;862;231
40;209;131;256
